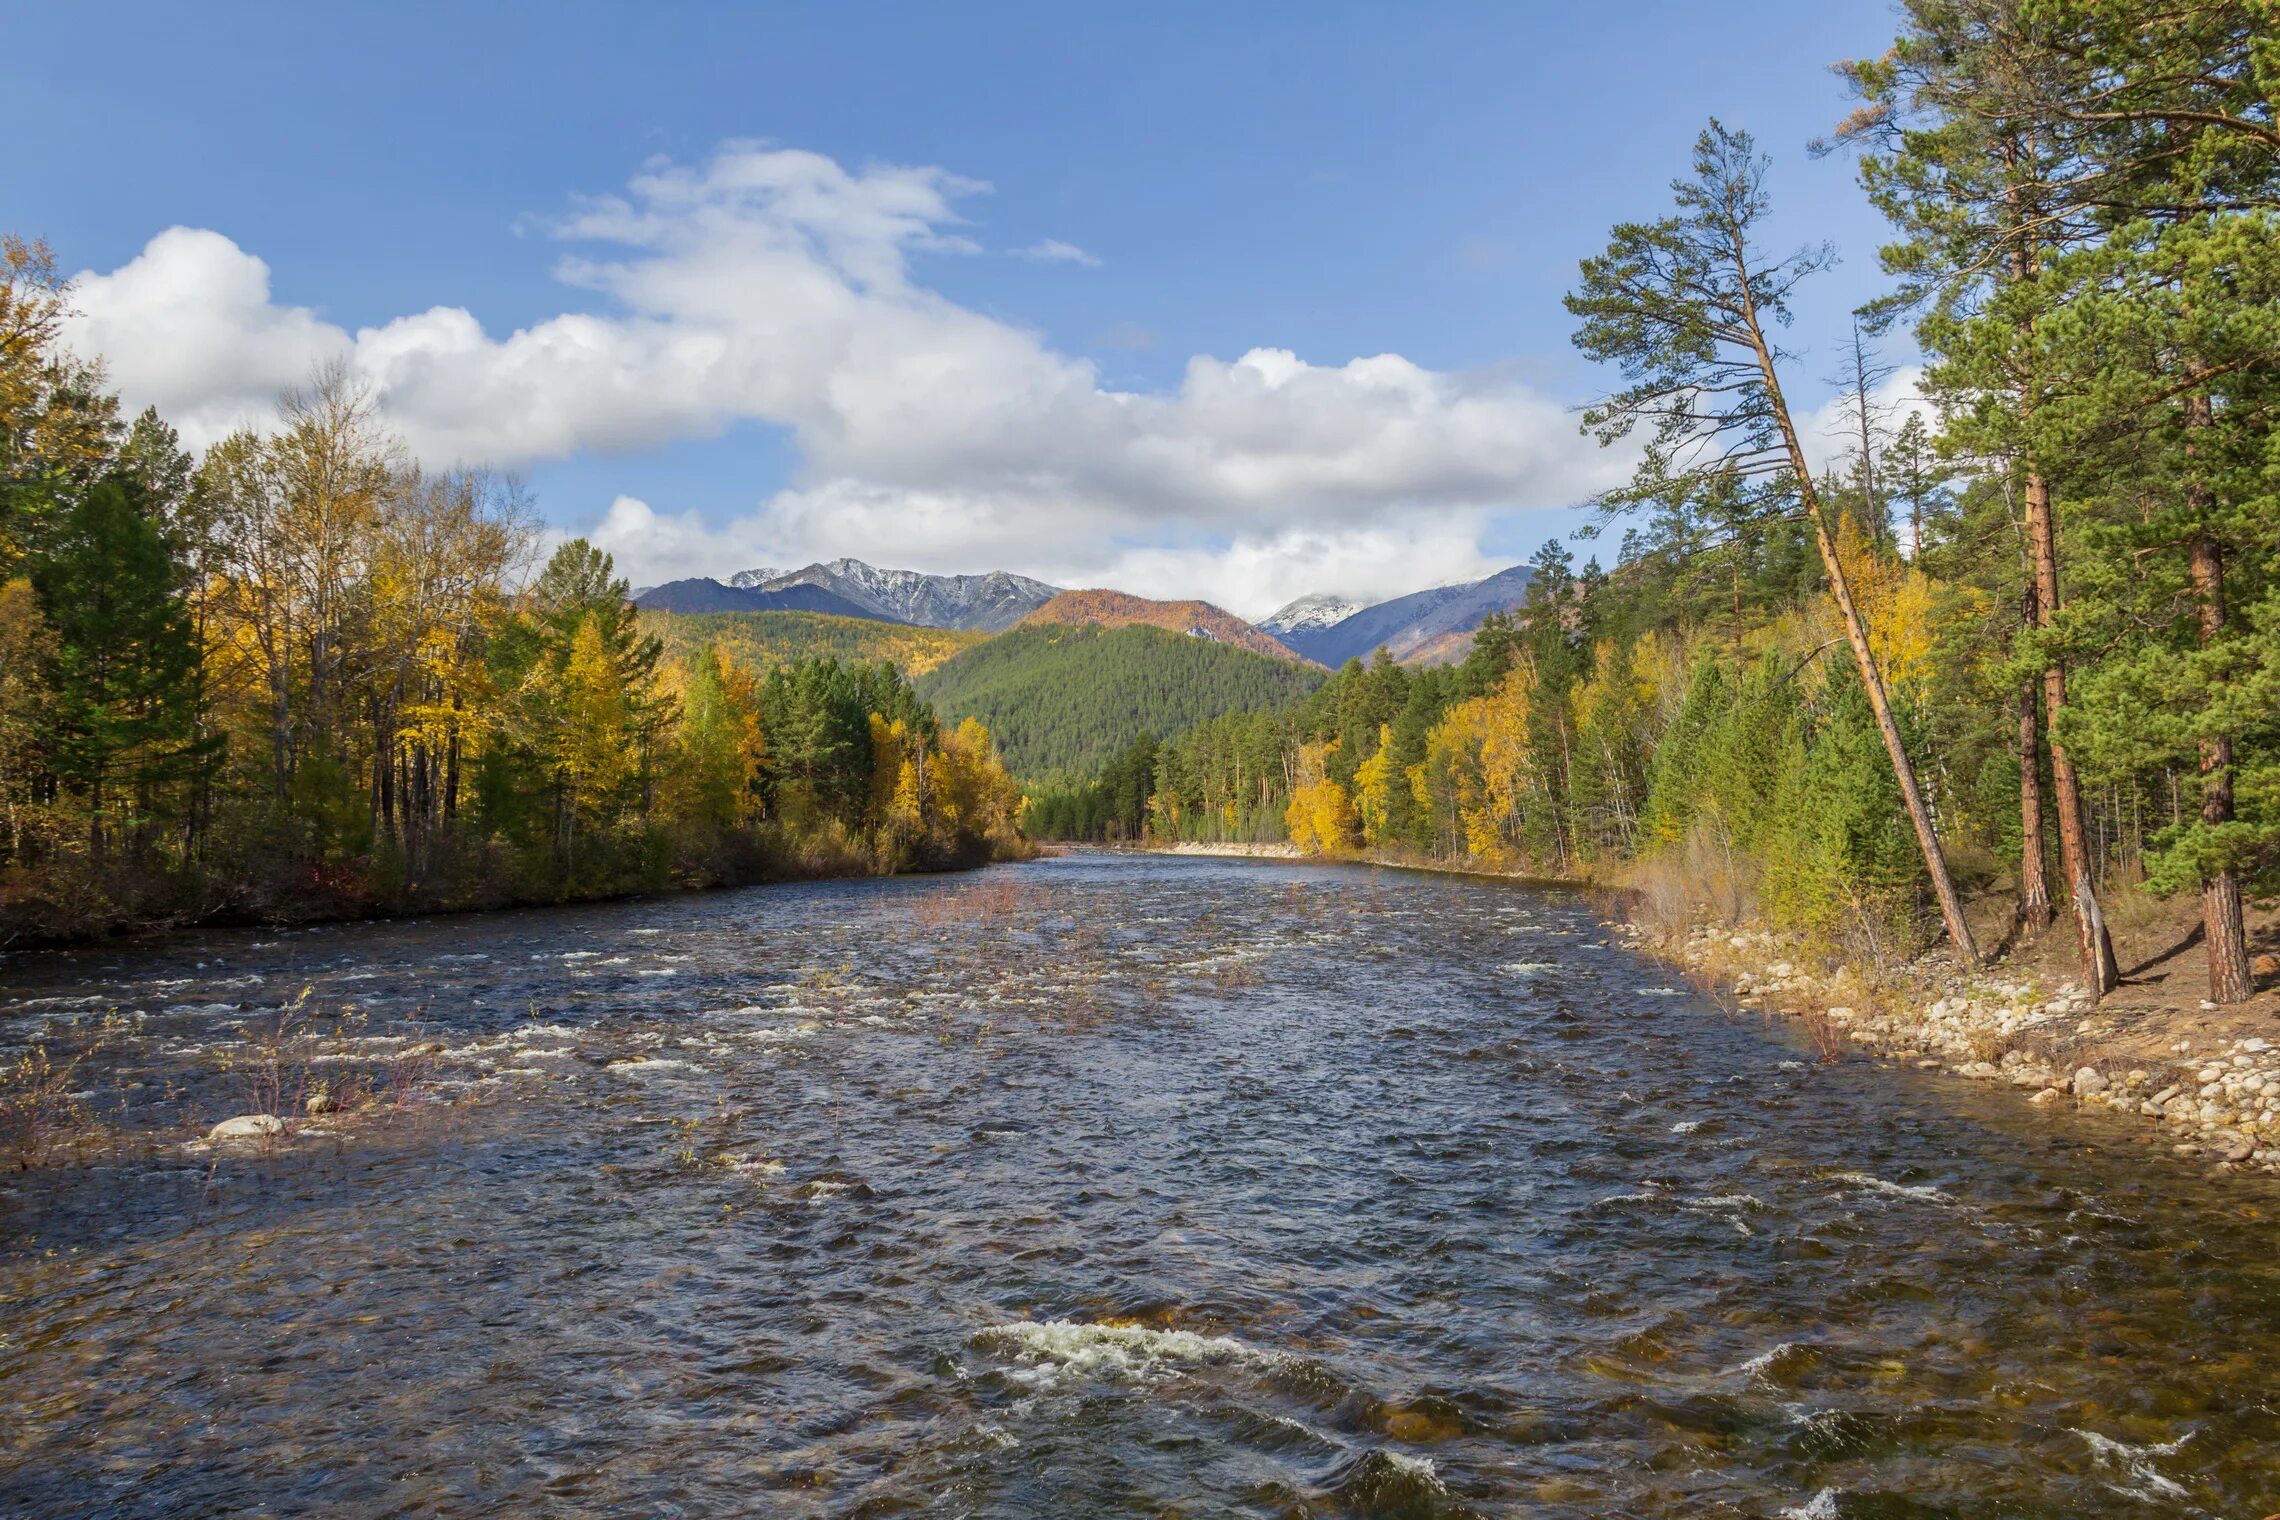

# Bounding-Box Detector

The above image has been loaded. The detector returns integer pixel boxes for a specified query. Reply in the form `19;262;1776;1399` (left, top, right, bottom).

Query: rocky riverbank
1620;919;2280;1175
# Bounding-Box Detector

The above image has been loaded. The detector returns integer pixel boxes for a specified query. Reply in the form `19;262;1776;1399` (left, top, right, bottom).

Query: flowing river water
1;853;2275;1517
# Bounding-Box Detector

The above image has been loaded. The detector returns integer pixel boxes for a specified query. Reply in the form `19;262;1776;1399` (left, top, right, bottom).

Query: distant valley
633;556;1537;778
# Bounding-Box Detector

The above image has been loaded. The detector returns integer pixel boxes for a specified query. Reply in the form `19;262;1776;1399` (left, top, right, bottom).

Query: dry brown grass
1612;834;1759;946
1796;1009;1850;1063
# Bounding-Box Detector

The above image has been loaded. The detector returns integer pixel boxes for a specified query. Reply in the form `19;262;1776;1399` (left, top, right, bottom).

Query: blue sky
9;1;1912;615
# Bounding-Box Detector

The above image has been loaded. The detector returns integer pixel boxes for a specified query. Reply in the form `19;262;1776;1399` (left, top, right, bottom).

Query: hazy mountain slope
734;558;1061;631
632;578;890;619
639;609;987;678
1018;589;1308;663
917;623;1325;779
1286;565;1534;666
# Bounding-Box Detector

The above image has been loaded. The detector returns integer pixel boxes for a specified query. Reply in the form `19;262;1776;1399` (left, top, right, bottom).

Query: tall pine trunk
2003;156;2118;996
2184;385;2254;1003
2023;470;2120;994
2016;642;2052;930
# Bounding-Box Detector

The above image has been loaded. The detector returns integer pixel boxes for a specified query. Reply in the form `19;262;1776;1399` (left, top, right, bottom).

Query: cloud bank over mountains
64;142;1650;614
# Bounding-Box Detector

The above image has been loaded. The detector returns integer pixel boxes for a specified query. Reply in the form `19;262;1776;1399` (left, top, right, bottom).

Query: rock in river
206;1114;285;1141
2208;1130;2256;1163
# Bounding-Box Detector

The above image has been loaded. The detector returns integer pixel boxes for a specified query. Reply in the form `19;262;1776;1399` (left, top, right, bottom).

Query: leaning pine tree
1565;121;1981;963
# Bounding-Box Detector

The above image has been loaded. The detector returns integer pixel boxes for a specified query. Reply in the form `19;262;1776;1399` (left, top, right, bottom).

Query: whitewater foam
2073;1430;2190;1500
1827;1171;1953;1204
1728;1342;1798;1379
970;1320;1283;1389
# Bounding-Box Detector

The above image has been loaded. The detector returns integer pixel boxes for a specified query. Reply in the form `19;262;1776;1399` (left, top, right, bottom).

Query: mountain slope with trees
631;578;886;618
916;623;1325;780
1017;589;1307;663
641;608;986;678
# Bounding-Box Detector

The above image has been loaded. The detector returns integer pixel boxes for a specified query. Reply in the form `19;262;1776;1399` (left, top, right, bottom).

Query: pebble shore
1623;920;2280;1175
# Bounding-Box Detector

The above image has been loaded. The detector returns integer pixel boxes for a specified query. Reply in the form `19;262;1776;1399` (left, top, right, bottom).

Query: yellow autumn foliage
1833;512;1934;693
1285;738;1357;854
1352;724;1395;845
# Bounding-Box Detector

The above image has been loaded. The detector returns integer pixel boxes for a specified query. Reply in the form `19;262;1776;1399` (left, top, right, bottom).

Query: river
1;852;2275;1516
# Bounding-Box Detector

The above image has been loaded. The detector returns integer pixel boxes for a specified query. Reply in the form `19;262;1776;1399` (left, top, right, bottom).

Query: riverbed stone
207;1114;285;1141
2208;1130;2256;1163
2072;1067;2107;1097
2028;1088;2062;1107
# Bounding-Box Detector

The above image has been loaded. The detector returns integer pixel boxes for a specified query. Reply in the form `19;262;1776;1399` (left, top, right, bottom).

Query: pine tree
30;476;207;854
1567;121;1982;961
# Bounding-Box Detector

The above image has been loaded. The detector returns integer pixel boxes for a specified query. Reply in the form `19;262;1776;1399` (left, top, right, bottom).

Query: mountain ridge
630;578;888;619
1279;564;1535;666
637;558;1059;631
754;559;1060;632
630;557;1534;667
1018;589;1308;664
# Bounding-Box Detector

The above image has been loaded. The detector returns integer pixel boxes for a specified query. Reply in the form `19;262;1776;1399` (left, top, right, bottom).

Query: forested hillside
916;623;1326;780
642;608;986;678
1045;1;2280;1010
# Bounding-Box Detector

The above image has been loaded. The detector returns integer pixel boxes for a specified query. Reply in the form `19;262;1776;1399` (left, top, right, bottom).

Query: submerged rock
2208;1130;2256;1163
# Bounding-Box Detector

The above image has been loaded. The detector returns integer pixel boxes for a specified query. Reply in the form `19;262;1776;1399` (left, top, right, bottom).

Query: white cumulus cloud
63;140;1623;614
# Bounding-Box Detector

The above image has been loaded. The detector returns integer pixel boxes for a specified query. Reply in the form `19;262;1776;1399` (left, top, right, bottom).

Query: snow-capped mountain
714;559;1062;631
1259;592;1369;637
1277;565;1535;667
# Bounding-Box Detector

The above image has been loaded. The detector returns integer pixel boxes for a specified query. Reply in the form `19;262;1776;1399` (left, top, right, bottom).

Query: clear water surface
1;853;2274;1516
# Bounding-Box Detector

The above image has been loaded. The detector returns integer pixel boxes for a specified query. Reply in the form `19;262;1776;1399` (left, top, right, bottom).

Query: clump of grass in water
0;1012;125;1169
211;988;451;1150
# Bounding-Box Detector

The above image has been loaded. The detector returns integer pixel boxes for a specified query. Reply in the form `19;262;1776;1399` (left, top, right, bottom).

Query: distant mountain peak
1259;592;1368;637
1275;564;1534;668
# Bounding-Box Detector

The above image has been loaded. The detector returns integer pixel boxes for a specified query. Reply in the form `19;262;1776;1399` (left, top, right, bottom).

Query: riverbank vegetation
1036;1;2280;1007
0;269;1023;943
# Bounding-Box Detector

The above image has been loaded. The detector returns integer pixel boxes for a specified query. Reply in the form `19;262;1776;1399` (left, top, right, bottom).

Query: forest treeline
1037;0;2280;1005
0;253;1023;942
